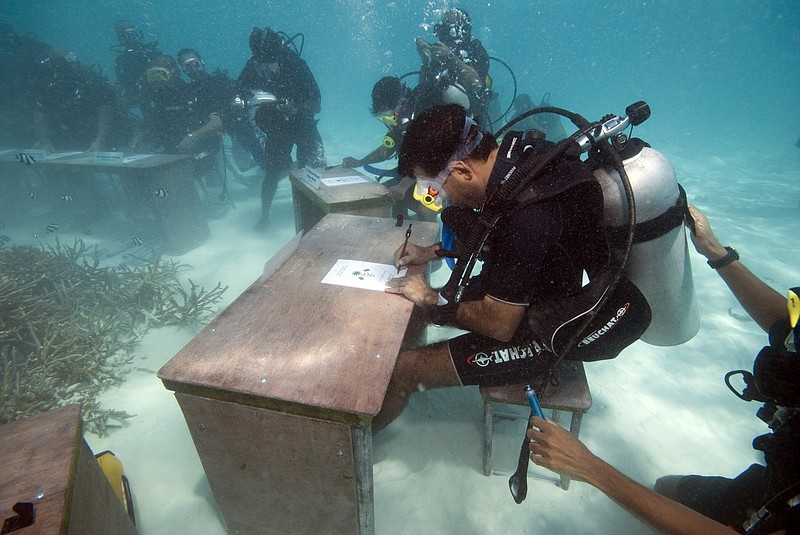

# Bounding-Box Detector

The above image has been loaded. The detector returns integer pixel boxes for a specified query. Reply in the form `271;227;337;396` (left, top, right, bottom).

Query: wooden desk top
0;150;190;172
159;214;439;421
289;167;392;212
0;404;83;534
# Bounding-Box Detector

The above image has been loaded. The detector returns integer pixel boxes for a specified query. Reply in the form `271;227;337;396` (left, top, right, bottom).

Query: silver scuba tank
593;145;700;346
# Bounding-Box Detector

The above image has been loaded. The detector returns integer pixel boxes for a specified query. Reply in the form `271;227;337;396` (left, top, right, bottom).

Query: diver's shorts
447;326;554;387
674;463;765;529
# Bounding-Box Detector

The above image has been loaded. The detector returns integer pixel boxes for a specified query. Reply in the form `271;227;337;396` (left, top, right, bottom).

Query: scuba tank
493;103;699;349
593;142;700;346
439;102;698;375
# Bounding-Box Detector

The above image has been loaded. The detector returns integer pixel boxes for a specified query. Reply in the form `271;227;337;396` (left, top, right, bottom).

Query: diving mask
412;115;484;212
146;67;172;83
180;57;204;78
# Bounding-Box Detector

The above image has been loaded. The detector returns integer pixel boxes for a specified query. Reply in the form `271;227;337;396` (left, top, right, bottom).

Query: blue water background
2;2;799;534
4;0;799;161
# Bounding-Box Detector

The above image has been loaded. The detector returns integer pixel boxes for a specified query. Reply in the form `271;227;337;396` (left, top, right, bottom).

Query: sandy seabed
6;128;797;535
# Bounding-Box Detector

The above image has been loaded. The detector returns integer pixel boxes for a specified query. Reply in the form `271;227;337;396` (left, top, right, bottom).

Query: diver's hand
387;183;407;201
385;273;438;307
428;42;452;63
686;205;727;262
34;139;55;154
87;138;107;152
415;37;431;61
394;241;439;269
527;416;599;484
176;134;196;153
342;156;362;168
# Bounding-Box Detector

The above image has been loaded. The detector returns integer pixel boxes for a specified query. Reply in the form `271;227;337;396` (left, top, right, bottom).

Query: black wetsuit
238;47;326;225
114;42;161;107
34;60;115;150
446;135;607;386
0;33;51;146
671;319;800;533
139;79;222;179
418;38;491;126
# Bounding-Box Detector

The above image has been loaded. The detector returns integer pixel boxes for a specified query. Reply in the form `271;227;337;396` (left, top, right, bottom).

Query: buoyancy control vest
439;102;698;375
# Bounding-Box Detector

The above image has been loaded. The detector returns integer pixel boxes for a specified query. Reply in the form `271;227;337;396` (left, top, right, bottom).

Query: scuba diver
340;76;435;222
415;8;491;128
0;23;52;147
375;99;699;434
112;20;162;109
134;54;222;186
32;49;115;152
238;26;326;230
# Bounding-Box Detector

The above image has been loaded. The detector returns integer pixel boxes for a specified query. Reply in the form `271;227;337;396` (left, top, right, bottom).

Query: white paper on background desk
321;174;369;187
123;154;155;163
46;151;83;160
321;259;406;291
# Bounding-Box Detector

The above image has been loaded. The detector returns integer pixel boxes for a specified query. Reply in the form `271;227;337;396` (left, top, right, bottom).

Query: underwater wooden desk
158;214;439;535
0;151;208;255
288;166;393;234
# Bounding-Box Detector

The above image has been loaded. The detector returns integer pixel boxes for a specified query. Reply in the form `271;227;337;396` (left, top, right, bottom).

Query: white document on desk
321;259;406;291
321;175;369;187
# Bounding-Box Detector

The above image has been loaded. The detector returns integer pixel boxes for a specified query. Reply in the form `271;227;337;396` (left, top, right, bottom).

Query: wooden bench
480;360;592;490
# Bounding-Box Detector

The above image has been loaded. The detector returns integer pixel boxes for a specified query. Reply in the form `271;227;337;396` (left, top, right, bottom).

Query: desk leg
290;184;326;234
174;393;374;535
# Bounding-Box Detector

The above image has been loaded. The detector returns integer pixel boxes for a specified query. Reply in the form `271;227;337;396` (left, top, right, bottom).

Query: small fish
45;223;59;233
83;229;93;237
61;194;74;202
154;188;169;198
27;191;37;200
132;236;144;246
32;233;40;238
15;153;36;165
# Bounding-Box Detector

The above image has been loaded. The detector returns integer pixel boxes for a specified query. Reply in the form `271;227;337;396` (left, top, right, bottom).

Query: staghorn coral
0;238;227;436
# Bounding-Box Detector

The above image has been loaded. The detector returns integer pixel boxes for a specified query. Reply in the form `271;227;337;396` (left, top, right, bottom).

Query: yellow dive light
788;287;799;328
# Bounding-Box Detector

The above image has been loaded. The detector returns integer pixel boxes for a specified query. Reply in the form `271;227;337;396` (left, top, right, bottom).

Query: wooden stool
480;360;592;490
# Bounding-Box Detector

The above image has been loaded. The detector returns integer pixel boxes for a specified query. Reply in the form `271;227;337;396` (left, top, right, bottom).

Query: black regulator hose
495;106;591;139
440;120;594;303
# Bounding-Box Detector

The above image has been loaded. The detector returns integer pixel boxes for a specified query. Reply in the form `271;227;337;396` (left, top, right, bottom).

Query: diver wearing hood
415;8;491;127
238;26;326;230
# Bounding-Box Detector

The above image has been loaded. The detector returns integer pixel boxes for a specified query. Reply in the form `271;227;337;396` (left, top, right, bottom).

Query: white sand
58;131;800;534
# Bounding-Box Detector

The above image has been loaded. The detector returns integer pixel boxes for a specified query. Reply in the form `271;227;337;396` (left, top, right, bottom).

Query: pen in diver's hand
397;223;412;274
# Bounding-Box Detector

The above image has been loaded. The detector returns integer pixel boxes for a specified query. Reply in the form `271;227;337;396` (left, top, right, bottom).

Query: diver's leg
372;341;459;434
255;131;292;230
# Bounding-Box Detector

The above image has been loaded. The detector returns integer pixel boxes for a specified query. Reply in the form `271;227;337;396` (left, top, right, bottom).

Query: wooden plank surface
159;214;439;418
0;404;82;534
0;151;190;172
176;393;364;535
289;167;392;213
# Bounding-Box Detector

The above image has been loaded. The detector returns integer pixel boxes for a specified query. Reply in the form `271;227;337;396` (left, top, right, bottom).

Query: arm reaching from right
527;416;738;535
687;204;786;332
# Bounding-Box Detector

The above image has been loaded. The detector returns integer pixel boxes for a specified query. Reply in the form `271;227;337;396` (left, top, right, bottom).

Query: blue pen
524;384;544;419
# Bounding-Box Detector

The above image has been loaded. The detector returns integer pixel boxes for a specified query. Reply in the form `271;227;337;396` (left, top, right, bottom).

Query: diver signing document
321;259;406;291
